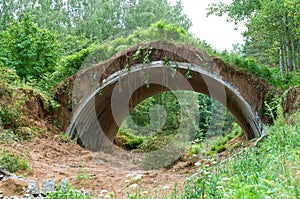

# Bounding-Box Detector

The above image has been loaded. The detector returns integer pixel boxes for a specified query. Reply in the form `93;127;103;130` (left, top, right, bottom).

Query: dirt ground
0;135;198;198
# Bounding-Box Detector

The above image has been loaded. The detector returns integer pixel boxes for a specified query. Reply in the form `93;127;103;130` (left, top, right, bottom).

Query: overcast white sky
171;0;245;51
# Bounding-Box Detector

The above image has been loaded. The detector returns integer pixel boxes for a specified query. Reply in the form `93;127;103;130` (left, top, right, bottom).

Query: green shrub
215;144;226;153
0;14;59;81
188;144;202;155
0;102;21;128
0;82;25;129
140;133;174;152
205;122;242;155
0;129;18;144
118;129;145;150
218;50;300;89
54;133;72;143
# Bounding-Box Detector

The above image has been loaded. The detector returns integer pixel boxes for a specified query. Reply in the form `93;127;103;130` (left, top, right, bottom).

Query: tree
0;0;17;30
124;0;191;32
0;0;191;42
208;0;300;74
0;14;59;81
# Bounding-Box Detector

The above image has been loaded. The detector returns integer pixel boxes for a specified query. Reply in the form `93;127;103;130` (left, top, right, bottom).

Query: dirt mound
284;86;300;114
0;178;27;197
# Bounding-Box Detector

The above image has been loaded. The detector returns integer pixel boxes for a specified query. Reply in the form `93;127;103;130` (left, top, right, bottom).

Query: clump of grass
76;168;93;182
0;148;30;173
118;129;146;150
140;132;174;152
54;133;72;143
46;183;91;199
206;122;243;154
188;122;243;156
188;143;202;155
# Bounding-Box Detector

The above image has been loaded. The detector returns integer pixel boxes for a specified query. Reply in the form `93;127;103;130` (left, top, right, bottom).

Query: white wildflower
162;185;170;190
128;183;139;189
221;177;231;181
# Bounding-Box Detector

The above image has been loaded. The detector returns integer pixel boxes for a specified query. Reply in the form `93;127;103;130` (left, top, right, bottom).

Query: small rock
0;169;12;181
23;194;31;198
60;178;68;190
69;163;78;168
27;180;39;195
42;179;56;193
78;189;90;197
92;157;105;164
56;163;67;169
59;165;67;169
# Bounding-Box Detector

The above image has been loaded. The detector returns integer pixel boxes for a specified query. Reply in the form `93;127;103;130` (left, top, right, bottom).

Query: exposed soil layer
283;86;300;114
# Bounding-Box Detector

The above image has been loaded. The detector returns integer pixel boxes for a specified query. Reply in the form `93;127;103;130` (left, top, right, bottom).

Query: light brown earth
0;134;198;198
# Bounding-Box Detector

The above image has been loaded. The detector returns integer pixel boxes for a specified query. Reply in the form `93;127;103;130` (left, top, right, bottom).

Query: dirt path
0;136;196;198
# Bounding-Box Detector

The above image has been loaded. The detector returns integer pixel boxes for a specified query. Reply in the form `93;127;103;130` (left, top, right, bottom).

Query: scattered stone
42;179;55;193
55;163;67;169
78;189;90;197
92;158;105;164
60;178;68;190
0;169;12;181
27;181;39;195
59;165;67;169
23;194;31;198
69;163;78;168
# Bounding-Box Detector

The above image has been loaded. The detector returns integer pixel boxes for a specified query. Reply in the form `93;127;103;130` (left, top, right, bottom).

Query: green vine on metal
97;89;102;96
143;47;153;64
133;47;153;64
163;55;171;69
133;47;153;88
163;55;178;79
133;47;143;60
125;63;130;72
185;65;192;79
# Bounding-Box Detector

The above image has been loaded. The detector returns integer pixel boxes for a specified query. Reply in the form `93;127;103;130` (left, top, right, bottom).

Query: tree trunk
291;38;296;72
279;17;287;74
285;14;292;72
296;39;300;70
279;47;284;75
